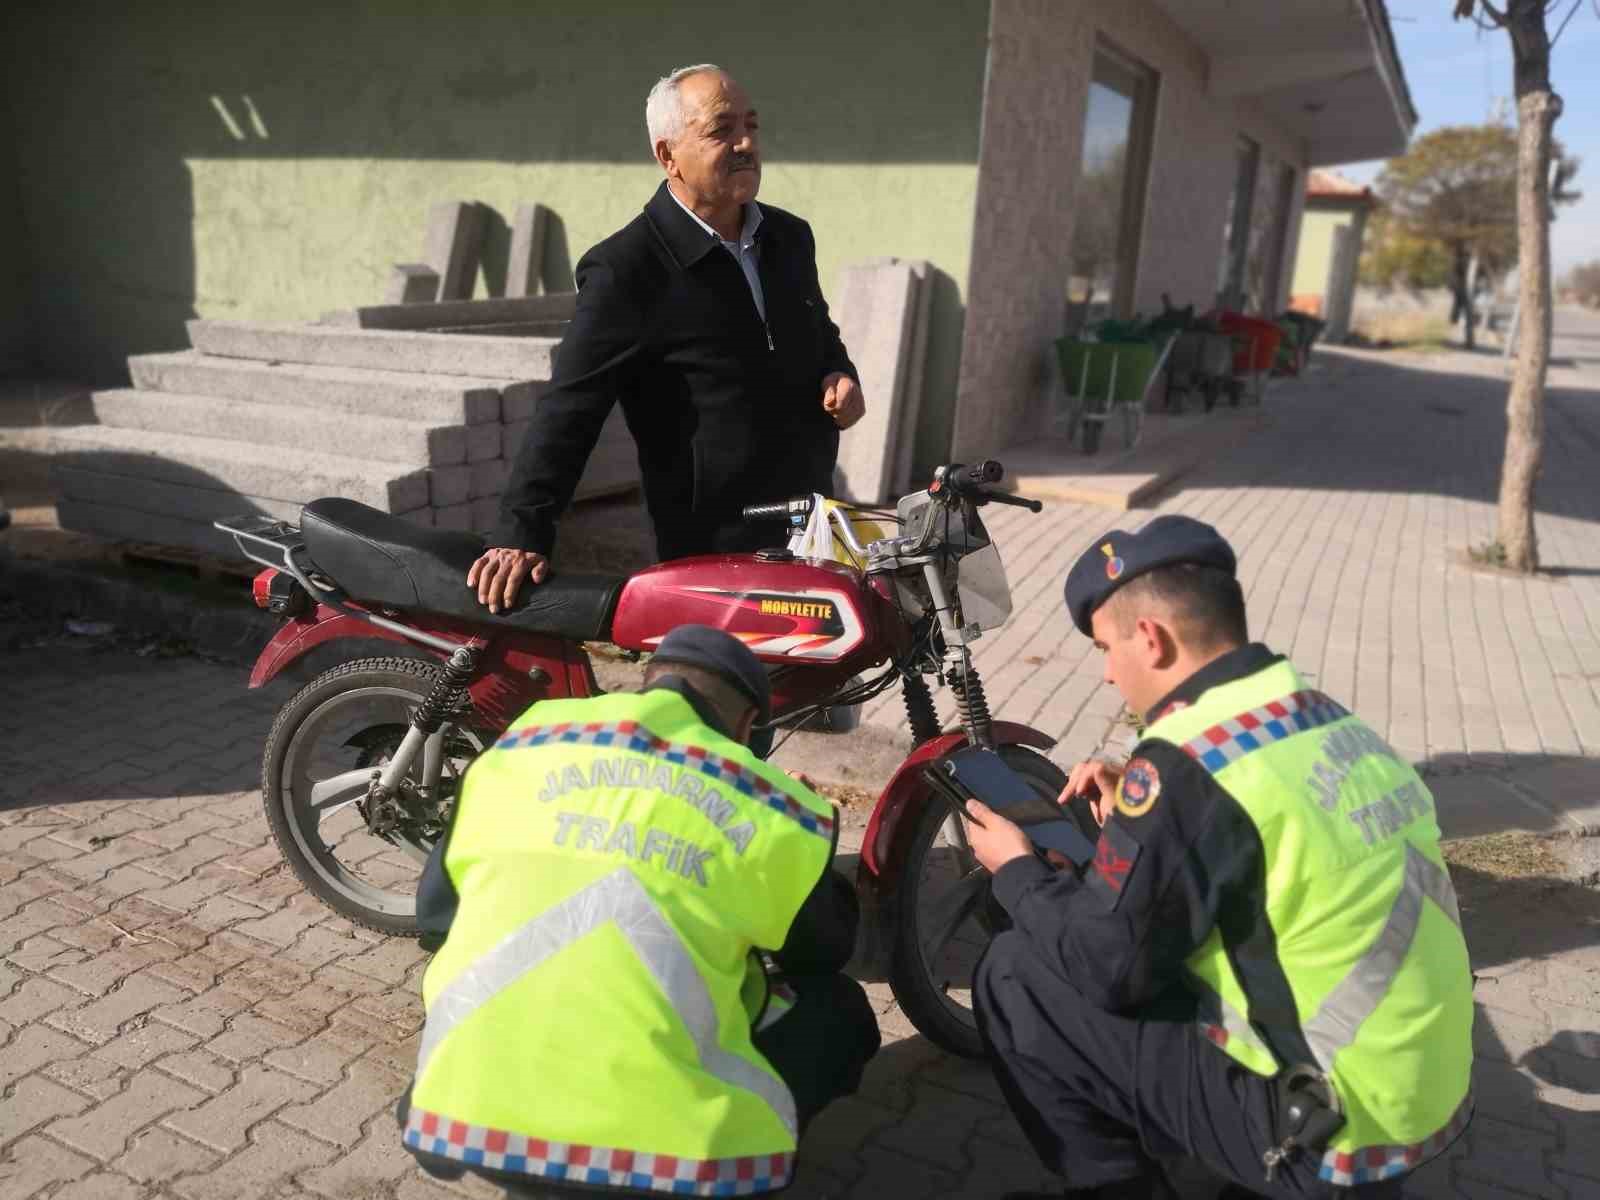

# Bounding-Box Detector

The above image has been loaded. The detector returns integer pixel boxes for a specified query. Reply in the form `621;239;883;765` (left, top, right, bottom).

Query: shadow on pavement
1167;348;1600;542
1421;751;1600;842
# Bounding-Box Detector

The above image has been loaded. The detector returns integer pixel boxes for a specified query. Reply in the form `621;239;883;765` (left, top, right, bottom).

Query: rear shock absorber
412;646;478;736
947;663;994;749
902;674;941;745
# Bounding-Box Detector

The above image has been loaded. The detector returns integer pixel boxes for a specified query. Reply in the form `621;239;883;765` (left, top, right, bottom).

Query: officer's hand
467;547;550;614
1061;759;1123;828
821;373;866;430
962;798;1033;873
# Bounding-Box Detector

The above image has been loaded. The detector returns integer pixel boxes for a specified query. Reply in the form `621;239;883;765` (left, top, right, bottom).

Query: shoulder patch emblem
1115;757;1161;819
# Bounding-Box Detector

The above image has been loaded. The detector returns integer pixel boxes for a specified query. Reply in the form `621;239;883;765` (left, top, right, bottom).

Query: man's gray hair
645;63;724;151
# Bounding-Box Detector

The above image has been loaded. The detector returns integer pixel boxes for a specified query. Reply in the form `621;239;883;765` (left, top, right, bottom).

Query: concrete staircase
49;302;638;560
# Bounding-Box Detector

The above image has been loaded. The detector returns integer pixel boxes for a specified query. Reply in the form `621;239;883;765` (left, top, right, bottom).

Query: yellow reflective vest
1144;658;1474;1187
404;686;836;1195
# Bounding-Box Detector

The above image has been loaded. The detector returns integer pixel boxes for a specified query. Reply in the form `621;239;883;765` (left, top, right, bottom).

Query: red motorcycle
217;459;1094;1056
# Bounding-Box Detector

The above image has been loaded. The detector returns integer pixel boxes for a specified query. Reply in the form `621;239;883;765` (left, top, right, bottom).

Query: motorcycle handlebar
741;497;815;522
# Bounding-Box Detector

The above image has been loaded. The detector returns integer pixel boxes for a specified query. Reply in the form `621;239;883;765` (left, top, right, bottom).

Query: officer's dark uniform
974;518;1454;1200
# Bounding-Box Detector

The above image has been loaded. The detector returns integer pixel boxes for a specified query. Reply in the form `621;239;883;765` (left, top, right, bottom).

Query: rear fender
247;605;419;689
248;604;592;738
856;722;1056;888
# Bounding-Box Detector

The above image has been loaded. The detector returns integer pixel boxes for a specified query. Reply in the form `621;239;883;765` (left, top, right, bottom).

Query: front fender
857;722;1056;882
247;605;431;689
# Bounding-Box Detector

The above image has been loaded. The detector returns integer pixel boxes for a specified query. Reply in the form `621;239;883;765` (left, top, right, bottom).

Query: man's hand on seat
821;373;865;430
467;548;550;614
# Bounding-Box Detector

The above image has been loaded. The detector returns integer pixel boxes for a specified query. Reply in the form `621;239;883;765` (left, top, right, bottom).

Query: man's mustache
729;156;758;172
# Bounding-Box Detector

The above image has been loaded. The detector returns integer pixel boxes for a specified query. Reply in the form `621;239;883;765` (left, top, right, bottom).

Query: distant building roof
1307;169;1376;205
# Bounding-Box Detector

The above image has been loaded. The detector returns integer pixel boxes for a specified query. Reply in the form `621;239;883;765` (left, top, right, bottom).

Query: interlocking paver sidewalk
3;316;1600;1198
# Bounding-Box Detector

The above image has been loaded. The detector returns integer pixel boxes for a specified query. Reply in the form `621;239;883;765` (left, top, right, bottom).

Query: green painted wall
0;83;29;375
5;0;988;438
1290;207;1356;300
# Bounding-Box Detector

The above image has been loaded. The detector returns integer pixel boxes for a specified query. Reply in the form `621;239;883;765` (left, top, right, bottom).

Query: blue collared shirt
667;186;766;324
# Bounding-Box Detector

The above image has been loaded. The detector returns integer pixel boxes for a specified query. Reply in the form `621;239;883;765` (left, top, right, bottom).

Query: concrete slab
502;408;638;502
129;351;506;426
1000;406;1269;510
429;464;472;508
384;263;439;305
507;204;550;299
433;501;474;531
87;388;467;468
45;424;428;513
423;200;485;301
887;259;934;497
465;421;501;463
187;321;558;381
319;294;577;332
469;459;510;501
470;494;502;533
832;261;918;504
501;381;550;424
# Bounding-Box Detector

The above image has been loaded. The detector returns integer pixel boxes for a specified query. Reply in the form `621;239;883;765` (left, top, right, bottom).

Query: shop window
1067;44;1158;334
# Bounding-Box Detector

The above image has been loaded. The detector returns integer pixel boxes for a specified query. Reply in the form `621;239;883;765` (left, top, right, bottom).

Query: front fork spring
948;663;994;749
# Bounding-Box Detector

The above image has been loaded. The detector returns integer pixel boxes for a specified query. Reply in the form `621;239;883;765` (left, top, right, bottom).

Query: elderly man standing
470;64;865;612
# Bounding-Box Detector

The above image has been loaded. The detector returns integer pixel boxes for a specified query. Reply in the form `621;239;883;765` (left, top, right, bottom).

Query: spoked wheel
261;656;489;935
885;746;1093;1058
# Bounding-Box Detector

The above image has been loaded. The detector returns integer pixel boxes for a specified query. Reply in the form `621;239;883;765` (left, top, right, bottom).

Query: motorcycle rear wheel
885;746;1092;1058
261;656;488;936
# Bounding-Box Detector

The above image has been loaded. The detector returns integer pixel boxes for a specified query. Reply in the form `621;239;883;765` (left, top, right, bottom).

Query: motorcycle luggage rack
212;514;468;656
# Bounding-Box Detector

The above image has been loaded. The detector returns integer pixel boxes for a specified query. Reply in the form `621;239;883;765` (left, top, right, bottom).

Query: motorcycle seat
299;497;624;641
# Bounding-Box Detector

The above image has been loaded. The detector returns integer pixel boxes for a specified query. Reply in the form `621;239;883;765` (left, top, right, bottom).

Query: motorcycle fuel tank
610;555;880;664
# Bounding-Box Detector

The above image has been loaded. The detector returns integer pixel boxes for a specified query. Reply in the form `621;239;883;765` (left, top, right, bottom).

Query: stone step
130;351;517;426
46;424;428;513
320;292;577;331
87;388;475;468
188;320;558;380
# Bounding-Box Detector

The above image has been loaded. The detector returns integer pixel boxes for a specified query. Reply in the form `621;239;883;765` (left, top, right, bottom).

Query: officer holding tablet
958;516;1473;1200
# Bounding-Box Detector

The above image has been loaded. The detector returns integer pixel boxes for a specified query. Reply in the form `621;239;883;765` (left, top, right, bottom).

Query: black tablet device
928;747;1098;869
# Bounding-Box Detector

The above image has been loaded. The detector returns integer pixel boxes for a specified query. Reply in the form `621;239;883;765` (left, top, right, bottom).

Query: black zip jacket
990;644;1325;1065
492;182;858;562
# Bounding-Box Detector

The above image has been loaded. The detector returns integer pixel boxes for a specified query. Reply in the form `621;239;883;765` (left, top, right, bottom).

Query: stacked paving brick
47;295;638;558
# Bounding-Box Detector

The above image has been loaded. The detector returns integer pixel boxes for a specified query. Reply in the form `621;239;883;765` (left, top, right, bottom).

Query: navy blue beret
1063;515;1237;636
650;624;771;725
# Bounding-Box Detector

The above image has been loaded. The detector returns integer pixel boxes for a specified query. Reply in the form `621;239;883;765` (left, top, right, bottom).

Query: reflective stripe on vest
1194;983;1278;1066
1302;843;1461;1069
401;1105;793;1195
1319;1090;1475;1187
496;719;835;842
1179;689;1464;1071
417;866;798;1139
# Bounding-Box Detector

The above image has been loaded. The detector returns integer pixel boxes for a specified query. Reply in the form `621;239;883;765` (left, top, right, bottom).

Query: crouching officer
962;516;1473;1200
399;624;879;1197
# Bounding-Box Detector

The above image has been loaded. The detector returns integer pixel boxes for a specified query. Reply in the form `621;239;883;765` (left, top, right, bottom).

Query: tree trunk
1463;251;1481;350
1496;0;1558;573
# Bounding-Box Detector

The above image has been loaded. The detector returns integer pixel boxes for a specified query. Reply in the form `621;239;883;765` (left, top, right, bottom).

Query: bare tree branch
1550;0;1584;45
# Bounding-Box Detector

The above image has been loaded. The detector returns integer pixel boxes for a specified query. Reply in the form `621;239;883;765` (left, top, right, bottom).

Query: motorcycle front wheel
261;656;489;936
884;746;1091;1058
